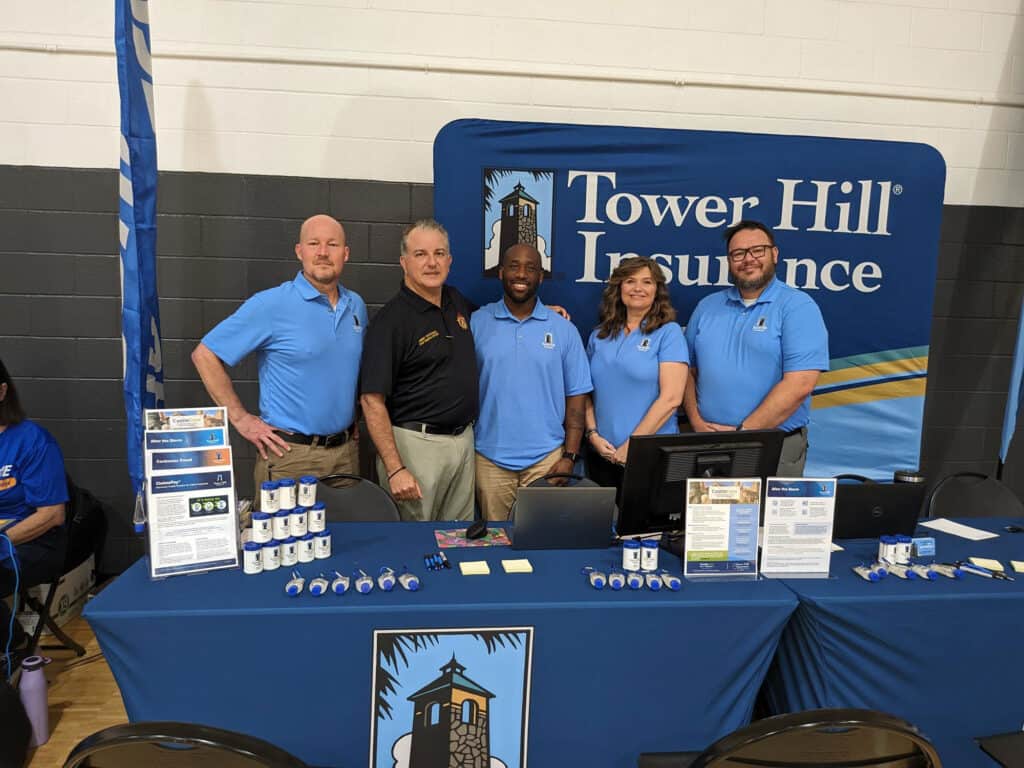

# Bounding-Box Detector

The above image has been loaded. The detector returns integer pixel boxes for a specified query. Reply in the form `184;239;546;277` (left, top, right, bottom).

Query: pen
955;561;1015;581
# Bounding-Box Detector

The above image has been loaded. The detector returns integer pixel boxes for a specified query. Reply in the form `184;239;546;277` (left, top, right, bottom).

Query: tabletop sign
684;478;761;579
143;407;239;579
760;478;837;579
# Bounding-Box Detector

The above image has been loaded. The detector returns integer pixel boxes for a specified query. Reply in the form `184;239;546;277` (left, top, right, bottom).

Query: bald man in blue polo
683;220;828;476
192;214;367;501
472;244;592;521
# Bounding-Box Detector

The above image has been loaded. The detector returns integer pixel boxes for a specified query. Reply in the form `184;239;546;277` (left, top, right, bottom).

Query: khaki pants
377;426;475;522
776;427;809;478
254;439;359;510
475;446;563;522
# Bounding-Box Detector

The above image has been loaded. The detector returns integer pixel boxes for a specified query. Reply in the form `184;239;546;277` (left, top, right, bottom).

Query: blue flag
115;0;164;496
1000;296;1024;464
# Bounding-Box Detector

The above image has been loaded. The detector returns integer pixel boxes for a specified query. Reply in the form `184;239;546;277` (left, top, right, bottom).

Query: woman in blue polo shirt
0;358;68;667
584;257;689;489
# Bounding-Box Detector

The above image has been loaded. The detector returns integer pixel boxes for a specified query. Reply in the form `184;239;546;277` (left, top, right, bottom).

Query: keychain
397;566;421;591
307;573;330;596
331;570;350;594
284;569;305;596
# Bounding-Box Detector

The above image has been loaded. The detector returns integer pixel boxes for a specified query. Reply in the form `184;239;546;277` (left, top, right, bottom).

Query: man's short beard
732;262;776;292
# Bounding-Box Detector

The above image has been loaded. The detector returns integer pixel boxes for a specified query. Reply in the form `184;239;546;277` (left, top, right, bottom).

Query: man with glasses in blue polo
683;220;828;476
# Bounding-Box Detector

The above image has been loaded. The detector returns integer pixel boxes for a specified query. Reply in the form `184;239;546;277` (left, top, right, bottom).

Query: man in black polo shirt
360;219;478;521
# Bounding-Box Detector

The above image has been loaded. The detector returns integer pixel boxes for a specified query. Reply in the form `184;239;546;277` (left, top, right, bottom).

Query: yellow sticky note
459;560;490;576
969;557;1004;572
501;559;534;574
1011;561;1024;574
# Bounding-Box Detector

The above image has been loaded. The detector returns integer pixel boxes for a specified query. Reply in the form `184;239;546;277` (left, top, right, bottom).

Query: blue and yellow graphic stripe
812;346;928;409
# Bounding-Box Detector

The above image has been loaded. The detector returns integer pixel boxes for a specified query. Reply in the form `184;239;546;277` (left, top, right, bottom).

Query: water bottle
19;655;49;747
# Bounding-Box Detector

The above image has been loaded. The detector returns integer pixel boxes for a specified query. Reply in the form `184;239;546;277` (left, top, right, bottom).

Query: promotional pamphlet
143;407;239;578
684;478;760;578
760;478;837;578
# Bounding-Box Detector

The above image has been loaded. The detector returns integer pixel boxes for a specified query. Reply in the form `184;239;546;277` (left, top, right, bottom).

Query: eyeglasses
727;244;774;263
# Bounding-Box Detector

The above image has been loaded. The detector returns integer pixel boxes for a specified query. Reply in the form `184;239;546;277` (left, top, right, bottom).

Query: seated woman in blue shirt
0;358;68;669
584;257;689;490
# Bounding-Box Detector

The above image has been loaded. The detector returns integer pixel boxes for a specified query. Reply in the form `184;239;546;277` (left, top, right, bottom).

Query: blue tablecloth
85;523;798;768
765;517;1024;768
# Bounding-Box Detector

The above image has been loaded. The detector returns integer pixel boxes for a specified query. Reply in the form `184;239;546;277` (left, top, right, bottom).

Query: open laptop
510;486;617;550
833;482;926;539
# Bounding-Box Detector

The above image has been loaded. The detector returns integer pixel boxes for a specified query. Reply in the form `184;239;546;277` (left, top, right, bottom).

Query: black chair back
527;473;598;488
835;473;874;483
925;472;1024;519
639;709;941;768
62;721;309;768
318;473;400;522
690;708;941;768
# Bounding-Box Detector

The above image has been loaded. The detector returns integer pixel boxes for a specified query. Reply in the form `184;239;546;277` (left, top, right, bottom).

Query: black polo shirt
360;283;479;428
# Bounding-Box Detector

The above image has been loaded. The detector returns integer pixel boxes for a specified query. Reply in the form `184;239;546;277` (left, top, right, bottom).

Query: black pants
0;526;67;648
584;443;625;497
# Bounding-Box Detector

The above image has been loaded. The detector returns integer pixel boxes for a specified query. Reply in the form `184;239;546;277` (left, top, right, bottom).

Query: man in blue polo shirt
683;220;828;476
192;214;367;500
472;244;593;520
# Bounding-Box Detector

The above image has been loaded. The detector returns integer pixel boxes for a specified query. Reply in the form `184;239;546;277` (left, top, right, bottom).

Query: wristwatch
562;450;580;462
584;428;597;439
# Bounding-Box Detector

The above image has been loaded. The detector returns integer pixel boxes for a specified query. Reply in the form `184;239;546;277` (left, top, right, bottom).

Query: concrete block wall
1;165;1021;572
0;166;432;572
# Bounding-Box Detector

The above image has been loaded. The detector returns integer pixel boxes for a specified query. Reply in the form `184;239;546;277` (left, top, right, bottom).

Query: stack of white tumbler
242;476;332;575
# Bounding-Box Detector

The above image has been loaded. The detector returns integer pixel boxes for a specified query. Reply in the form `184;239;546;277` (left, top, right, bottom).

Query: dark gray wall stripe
0;166;1020;573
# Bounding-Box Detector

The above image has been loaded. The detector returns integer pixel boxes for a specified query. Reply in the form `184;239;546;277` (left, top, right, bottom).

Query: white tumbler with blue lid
314;529;331;559
298;533;315;563
243;541;262;574
640;539;659;571
298;475;317;507
259;481;279;513
273;509;291;540
290;507;308;538
281;536;298;567
251;512;272;544
622;540;641;572
308;501;327;533
262;540;281;571
277;478;297;509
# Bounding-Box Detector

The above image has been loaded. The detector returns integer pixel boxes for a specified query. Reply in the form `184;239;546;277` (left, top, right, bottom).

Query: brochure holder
142;407;240;580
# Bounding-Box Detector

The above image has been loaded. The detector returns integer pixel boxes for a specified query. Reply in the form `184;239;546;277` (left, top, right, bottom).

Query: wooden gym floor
22;615;126;767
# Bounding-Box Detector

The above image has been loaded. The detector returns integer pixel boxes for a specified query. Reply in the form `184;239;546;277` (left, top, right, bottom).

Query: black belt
783;426;807;438
395;421;472;436
274;428;351;448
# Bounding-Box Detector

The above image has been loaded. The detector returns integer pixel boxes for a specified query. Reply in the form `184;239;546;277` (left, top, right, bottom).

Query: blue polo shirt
587;322;689;448
472;299;593;471
203;271;367;435
684;278;828;433
0;420;68;525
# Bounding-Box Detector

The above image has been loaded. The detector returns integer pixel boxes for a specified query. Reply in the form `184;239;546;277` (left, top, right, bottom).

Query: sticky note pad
1011;561;1024;574
969;557;1004;572
459;560;490;576
501;559;533;574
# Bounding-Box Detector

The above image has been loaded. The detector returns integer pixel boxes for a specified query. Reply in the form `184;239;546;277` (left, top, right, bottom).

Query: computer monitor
617;429;785;536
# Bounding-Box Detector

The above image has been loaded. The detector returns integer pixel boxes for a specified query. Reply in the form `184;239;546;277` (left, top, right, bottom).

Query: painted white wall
0;0;1021;205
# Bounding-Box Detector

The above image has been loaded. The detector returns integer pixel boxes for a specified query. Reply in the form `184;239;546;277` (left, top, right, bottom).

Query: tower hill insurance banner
433;120;946;480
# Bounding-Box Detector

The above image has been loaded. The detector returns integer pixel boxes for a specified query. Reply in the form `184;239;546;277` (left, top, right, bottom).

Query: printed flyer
684;478;761;578
760;478;837;577
144;407;239;578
